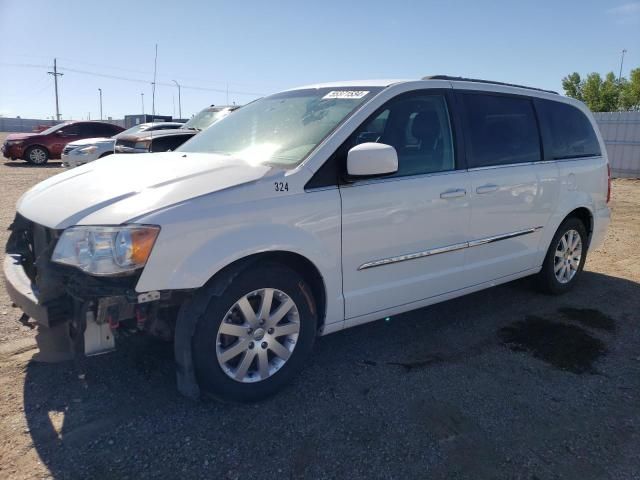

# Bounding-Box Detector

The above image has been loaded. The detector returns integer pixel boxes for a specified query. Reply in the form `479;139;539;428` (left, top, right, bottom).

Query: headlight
7;140;23;146
52;225;160;275
134;140;151;150
76;145;98;154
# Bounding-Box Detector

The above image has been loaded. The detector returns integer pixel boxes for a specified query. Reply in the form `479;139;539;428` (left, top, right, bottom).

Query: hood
66;137;114;147
5;133;38;141
17;151;272;229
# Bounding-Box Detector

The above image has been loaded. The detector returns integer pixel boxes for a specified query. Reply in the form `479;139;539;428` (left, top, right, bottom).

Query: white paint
13;78;611;335
346;142;398;176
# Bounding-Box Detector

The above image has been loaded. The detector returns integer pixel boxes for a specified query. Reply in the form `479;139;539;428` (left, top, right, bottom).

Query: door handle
440;188;466;199
476;184;499;194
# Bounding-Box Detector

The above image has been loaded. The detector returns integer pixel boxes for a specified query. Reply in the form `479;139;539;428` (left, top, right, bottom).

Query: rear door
340;90;471;319
457;91;559;285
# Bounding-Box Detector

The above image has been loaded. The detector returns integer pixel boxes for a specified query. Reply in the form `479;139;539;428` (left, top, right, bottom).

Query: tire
535;217;589;294
193;263;317;402
24;146;49;165
99;151;113;158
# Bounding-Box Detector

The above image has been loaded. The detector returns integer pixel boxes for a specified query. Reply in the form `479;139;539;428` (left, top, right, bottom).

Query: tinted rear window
461;93;541;168
534;99;601;160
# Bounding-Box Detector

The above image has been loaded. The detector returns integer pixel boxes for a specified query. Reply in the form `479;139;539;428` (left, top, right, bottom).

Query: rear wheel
193;264;317;402
25;146;49;165
536;217;588;294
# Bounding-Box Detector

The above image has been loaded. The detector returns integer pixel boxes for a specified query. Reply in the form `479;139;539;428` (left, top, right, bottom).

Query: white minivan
4;76;610;401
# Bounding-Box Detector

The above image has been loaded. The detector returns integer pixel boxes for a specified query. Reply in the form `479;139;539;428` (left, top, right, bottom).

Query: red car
2;121;124;165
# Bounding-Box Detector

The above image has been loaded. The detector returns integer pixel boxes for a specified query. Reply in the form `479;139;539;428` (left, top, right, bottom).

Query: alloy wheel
28;148;47;164
554;229;582;284
216;288;300;383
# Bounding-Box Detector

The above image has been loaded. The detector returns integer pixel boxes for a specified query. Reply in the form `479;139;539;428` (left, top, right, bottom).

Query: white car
5;76;610;401
61;122;184;168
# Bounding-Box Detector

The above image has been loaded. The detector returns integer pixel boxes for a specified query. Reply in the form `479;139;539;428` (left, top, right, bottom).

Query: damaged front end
4;214;177;361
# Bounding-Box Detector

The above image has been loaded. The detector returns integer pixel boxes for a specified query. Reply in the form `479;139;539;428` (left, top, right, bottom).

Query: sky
1;0;639;120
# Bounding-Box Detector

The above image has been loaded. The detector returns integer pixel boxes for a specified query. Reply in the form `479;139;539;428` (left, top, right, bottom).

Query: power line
54;55;284;90
1;61;268;96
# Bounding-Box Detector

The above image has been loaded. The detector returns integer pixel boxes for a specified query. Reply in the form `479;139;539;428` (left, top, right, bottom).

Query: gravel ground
0;131;639;479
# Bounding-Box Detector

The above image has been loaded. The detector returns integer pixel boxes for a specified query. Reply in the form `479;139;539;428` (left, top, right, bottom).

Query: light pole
98;88;103;120
172;80;182;119
618;49;627;83
141;92;144;115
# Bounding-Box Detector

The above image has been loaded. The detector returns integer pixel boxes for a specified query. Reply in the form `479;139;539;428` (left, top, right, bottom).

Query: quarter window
534;99;601;160
461;93;541;168
350;94;455;177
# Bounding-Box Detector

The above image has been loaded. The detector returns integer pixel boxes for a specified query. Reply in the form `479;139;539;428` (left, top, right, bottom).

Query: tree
561;67;639;112
600;72;621;111
619;68;640;110
562;73;583;101
581;73;603;111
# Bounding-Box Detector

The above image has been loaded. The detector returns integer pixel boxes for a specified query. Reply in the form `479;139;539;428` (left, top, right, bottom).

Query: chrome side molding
358;226;543;270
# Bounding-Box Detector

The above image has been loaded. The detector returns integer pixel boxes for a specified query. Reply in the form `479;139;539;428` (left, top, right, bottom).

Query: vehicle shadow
23;271;640;479
4;161;63;168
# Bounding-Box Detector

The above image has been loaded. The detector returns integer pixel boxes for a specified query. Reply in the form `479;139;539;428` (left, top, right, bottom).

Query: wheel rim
216;288;300;383
554;229;582;284
29;148;46;164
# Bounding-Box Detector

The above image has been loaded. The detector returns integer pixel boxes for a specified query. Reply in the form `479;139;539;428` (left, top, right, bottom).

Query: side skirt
321;266;541;335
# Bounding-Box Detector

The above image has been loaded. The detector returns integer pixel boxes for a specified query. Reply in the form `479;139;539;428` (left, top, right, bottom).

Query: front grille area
62;145;75;155
6;214;72;325
6;214;59;282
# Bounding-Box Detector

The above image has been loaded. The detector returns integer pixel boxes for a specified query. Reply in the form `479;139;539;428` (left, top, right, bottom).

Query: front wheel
193;264;317;402
536;217;588;294
25;146;49;165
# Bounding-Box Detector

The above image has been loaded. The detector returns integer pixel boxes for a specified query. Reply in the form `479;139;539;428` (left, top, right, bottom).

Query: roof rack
422;75;558;95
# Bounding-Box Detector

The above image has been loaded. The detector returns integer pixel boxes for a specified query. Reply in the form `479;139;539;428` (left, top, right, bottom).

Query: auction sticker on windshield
322;90;369;99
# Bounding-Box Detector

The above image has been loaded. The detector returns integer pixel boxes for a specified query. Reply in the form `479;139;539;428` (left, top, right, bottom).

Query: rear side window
461;93;541;168
107;124;122;136
534;99;601;160
78;124;99;136
102;124;118;136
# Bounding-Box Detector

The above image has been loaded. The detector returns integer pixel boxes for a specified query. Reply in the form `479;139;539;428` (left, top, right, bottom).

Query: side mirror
347;142;398;177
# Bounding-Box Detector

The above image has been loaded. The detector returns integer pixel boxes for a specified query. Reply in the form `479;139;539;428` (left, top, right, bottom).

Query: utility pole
172;80;182;119
151;44;158;119
47;58;63;121
141;92;145;115
151;82;156;118
618;49;627;82
98;88;103;120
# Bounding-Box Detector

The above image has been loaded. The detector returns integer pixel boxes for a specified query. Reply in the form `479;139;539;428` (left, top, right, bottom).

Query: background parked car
1;121;124;165
62;122;184;168
114;105;238;154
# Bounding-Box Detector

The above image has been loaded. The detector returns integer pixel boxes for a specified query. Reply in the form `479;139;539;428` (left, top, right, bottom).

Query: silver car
61;122;184;168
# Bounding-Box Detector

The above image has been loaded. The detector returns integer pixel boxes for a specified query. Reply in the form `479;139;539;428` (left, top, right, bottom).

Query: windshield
39;123;69;135
183;108;233;131
178;88;381;166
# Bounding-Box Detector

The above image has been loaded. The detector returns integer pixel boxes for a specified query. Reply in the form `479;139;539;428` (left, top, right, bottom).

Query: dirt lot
0;131;639;479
